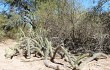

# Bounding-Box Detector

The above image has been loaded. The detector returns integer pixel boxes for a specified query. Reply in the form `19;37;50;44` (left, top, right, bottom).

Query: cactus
50;45;75;68
5;47;17;59
5;28;53;59
5;28;109;70
45;38;53;58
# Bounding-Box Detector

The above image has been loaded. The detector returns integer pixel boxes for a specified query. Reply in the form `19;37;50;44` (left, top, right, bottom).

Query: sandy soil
0;39;110;70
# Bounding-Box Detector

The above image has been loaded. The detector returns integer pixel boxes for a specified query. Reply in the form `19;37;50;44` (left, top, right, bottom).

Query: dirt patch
0;39;110;70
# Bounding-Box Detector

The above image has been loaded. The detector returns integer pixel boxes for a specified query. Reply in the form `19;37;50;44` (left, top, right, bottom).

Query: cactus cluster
4;28;108;70
5;28;53;59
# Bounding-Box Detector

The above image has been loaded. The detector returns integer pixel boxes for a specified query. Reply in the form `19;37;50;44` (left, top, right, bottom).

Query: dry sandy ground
0;39;110;70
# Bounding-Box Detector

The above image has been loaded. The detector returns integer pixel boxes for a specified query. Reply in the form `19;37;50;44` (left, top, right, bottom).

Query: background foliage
0;0;110;53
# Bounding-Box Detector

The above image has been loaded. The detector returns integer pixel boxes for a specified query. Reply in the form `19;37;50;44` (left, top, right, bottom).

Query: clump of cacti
4;28;109;70
4;28;52;59
44;43;108;70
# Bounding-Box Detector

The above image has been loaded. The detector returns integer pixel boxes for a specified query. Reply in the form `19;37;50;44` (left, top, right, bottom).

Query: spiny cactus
5;28;109;70
44;42;108;70
5;46;18;59
5;28;53;59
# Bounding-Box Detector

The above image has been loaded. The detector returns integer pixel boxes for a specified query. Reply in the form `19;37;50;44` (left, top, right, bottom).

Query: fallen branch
44;59;66;70
79;52;108;70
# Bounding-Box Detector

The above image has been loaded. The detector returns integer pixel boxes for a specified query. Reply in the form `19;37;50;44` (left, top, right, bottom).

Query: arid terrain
0;39;110;70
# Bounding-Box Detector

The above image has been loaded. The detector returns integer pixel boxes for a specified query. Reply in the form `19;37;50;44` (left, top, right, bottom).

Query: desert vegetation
0;0;110;70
